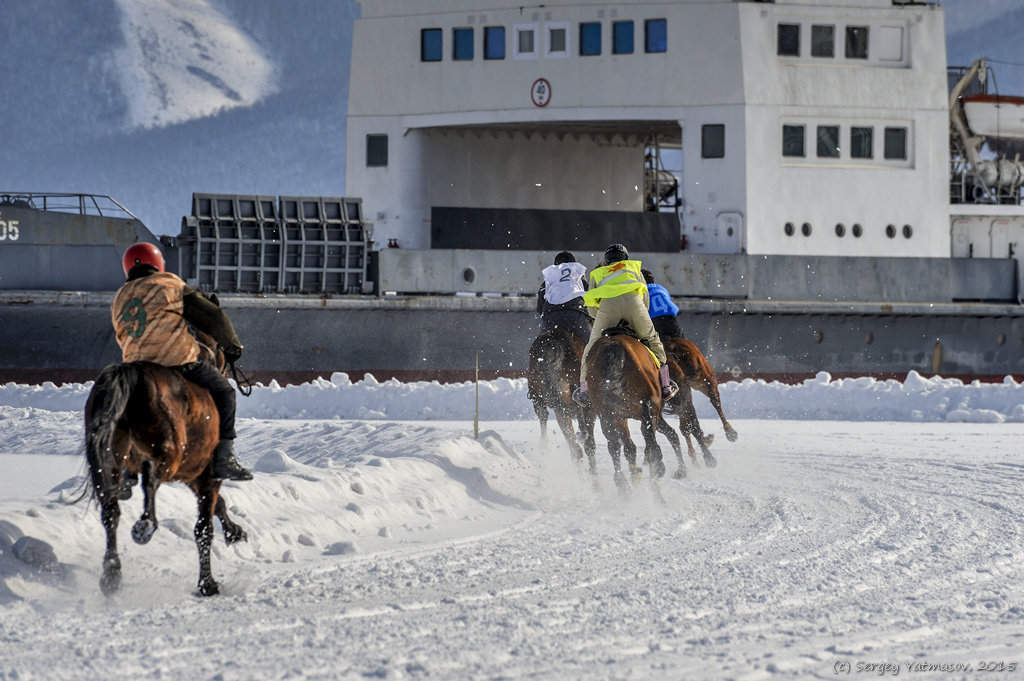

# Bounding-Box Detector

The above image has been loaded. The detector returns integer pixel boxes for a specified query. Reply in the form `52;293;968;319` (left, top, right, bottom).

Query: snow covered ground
1;372;1023;680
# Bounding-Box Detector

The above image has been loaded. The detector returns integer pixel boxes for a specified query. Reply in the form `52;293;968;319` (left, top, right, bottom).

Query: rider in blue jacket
642;269;683;340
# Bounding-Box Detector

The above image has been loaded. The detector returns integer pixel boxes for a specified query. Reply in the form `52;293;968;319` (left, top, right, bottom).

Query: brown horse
527;329;596;473
663;337;737;470
586;331;677;489
84;338;246;597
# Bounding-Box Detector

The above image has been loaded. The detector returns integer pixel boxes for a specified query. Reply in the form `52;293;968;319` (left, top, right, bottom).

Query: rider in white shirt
536;251;591;343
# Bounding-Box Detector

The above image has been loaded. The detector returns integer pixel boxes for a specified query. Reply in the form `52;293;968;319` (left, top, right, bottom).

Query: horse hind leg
131;459;160;545
641;403;666;480
195;488;221;596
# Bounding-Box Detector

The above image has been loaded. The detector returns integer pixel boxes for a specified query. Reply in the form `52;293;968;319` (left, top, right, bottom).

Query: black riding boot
212;439;253;481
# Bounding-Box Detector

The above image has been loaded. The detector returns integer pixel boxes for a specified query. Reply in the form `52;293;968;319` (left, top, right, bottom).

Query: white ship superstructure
347;0;951;260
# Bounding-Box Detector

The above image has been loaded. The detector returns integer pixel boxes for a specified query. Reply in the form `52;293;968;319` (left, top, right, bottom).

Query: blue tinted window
645;19;666;53
484;26;505;59
421;28;442;62
580;22;601;56
453;27;473;60
613;21;633;54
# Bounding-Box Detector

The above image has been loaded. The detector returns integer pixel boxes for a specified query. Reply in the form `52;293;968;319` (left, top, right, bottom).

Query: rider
112;242;253;481
573;244;678;406
641;268;684;340
536;250;592;343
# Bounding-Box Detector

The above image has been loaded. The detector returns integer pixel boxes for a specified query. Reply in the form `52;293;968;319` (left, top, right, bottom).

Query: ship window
835;223;845;237
366;134;388;167
850;127;873;159
884;127;907;160
852;223;863;237
702;124;725;159
645;19;667;53
811;25;834;58
801;222;812;237
613;21;634;54
784;222;795;236
484;26;505;60
902;224;913;239
782;124;805;157
546;22;569;57
845;26;868;59
777;23;799;57
421;29;442;62
886;224;897;238
515;24;537;58
816;125;840;158
580;22;601;56
453;28;474;61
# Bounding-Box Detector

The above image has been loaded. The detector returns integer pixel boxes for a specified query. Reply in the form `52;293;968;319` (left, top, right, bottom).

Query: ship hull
5;292;1023;385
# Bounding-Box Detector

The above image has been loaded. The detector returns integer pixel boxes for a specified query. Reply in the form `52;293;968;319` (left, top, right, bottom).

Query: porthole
997;333;1007;346
462;267;476;284
902;224;913;239
852;223;863;238
801;222;812;237
784;222;795;236
812;330;824;343
864;332;874;344
835;223;845;237
886;224;897;238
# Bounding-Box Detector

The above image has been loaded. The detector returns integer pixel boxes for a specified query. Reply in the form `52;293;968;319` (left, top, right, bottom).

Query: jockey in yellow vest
573;244;678;406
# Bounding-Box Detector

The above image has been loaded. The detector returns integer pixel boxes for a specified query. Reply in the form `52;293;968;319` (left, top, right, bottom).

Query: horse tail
85;363;141;500
597;339;626;398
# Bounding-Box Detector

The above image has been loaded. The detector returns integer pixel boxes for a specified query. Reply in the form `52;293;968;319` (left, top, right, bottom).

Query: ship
3;0;1024;385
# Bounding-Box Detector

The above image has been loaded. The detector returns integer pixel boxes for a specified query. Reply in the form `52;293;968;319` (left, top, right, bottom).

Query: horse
663;337;738;470
527;329;597;473
83;334;247;597
585;330;677;490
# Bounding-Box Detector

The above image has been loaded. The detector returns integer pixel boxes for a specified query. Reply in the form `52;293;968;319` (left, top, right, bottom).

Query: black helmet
604;243;629;264
553;251;576;265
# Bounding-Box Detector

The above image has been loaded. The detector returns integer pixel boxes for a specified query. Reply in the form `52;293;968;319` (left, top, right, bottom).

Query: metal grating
178;193;370;294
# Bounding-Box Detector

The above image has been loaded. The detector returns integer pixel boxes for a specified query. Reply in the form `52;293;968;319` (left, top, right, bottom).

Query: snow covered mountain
0;0;1021;238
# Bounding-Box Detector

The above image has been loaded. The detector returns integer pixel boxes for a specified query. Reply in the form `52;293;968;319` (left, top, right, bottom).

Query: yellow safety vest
583;260;646;307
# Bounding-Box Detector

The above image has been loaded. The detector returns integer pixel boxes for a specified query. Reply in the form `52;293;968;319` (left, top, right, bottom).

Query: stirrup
572;386;589;407
661;380;679;402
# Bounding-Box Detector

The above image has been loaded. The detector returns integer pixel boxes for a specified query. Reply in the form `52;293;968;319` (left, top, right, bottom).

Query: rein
228;361;255;397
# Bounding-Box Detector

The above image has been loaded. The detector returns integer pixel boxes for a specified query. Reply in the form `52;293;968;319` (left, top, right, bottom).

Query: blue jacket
646;283;679;318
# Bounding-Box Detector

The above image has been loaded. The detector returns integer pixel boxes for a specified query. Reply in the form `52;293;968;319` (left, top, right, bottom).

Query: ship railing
0;192;142;221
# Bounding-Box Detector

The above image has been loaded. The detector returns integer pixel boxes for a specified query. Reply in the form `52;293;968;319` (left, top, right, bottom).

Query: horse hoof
196;578;220;597
651;461;666;479
100;570;122;596
726;430;738;443
703;434;715;446
224;527;248;545
673;467;687;480
704;454;718;468
131;519;157;545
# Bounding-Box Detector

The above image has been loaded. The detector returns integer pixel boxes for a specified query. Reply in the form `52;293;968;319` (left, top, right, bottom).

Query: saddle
602;323;658;366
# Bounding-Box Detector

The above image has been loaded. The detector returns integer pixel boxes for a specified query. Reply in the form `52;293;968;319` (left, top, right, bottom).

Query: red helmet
122;242;165;275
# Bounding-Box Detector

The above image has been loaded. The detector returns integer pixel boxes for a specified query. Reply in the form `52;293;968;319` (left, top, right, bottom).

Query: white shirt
541;262;587;305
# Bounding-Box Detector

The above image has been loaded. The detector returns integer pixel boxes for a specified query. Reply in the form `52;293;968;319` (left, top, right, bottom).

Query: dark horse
527;329;597;472
585;331;679;490
662;337;738;473
84;338;247;597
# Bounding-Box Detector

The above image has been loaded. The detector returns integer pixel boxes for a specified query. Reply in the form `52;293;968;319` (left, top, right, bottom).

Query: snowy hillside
0;0;1021;237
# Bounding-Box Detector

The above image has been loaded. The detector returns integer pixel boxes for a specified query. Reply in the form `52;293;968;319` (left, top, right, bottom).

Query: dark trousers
541;307;592;344
652;314;683;341
178;361;236;440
